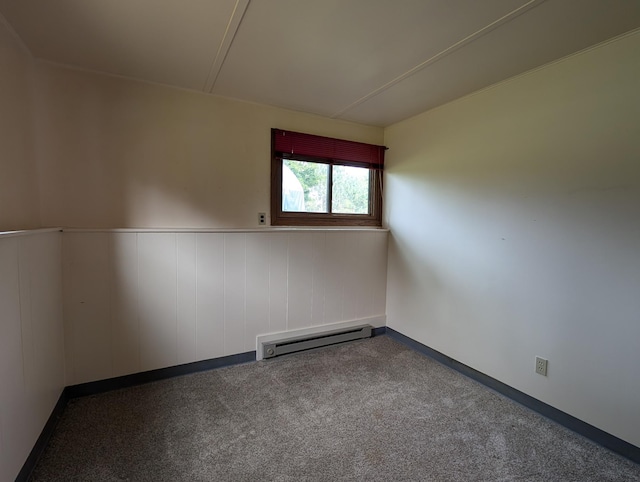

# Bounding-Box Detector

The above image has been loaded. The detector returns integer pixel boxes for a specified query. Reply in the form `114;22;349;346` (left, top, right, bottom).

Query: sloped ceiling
1;0;639;126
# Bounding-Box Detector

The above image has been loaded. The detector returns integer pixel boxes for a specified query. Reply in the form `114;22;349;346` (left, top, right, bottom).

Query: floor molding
26;326;634;479
15;390;68;482
372;326;387;337
18;330;386;479
385;327;640;465
65;331;386;399
17;350;256;480
66;351;257;398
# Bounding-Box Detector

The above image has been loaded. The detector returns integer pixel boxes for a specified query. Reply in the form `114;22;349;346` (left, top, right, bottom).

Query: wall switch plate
258;213;266;225
535;356;548;376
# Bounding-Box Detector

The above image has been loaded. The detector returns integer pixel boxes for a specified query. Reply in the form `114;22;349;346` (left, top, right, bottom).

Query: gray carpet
31;335;640;481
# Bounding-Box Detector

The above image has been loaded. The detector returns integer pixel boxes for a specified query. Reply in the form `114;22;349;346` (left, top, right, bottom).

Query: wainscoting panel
195;233;225;361
0;230;64;482
224;233;247;356
138;233;178;372
108;233;140;377
245;233;270;351
176;233;197;365
63;232;111;383
287;232;314;331
268;232;288;334
324;232;347;324
63;229;388;385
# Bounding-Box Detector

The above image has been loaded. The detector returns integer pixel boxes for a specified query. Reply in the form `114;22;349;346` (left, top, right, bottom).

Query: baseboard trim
19;331;386;478
65;331;384;399
15;389;68;482
17;351;256;480
67;351;257;398
372;326;387;337
385;327;640;464
19;331;381;480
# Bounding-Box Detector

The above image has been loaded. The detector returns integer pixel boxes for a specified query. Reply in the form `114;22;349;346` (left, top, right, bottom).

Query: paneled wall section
63;230;388;385
0;230;64;482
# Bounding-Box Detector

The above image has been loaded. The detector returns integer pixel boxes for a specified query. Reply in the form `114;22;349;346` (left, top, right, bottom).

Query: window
271;129;385;226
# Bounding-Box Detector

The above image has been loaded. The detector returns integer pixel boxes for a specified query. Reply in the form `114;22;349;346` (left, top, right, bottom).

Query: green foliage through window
332;165;369;214
283;160;370;214
284;159;328;212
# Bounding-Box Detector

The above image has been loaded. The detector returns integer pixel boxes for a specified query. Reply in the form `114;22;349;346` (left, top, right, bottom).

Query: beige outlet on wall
535;356;548;376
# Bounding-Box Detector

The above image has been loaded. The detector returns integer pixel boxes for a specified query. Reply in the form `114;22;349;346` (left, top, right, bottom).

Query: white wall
0;230;65;481
384;30;640;447
0;16;40;230
34;62;383;229
63;229;387;385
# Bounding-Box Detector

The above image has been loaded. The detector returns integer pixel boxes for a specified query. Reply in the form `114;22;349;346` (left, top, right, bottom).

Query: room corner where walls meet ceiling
1;0;639;127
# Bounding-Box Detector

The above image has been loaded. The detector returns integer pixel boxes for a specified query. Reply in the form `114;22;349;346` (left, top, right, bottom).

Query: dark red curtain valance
272;128;385;169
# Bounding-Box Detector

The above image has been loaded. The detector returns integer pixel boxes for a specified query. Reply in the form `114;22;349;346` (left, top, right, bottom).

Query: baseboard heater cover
262;324;372;359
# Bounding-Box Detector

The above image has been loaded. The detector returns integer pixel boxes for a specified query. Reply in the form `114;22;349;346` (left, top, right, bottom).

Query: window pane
283;160;329;212
332;165;370;214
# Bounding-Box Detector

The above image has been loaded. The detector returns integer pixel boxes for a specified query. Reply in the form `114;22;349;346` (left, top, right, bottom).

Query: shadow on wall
62;229;389;385
36;69;272;228
35;59;382;229
383;137;640;444
116;92;270;228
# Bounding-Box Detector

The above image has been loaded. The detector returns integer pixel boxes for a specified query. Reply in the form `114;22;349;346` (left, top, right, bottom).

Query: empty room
1;0;639;480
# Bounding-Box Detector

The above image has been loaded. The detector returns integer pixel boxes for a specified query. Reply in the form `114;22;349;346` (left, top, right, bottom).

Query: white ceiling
1;0;639;127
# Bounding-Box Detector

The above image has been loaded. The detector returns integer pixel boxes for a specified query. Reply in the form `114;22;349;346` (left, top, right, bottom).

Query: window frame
270;129;384;226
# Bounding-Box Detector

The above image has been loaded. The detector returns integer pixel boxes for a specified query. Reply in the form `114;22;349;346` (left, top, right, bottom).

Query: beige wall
384;30;640;446
0;19;40;230
34;63;383;228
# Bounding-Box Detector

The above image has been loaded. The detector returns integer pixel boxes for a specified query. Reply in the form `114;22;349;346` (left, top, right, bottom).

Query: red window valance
272;128;385;169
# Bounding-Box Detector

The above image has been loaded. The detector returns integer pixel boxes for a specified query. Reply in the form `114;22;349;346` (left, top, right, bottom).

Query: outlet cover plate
535;356;548;376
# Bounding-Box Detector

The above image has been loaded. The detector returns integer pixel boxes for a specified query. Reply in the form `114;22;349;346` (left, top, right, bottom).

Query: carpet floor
31;335;639;481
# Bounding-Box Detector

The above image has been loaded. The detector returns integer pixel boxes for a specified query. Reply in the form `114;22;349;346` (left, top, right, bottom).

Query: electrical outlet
258;212;266;225
535;356;548;376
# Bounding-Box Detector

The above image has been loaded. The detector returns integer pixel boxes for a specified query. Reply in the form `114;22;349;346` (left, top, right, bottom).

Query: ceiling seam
36;58;220;98
203;0;251;93
330;0;546;120
36;58;325;115
413;25;640;122
0;10;33;57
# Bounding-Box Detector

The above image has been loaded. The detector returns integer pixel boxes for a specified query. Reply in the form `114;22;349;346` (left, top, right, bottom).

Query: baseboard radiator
262;325;372;359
